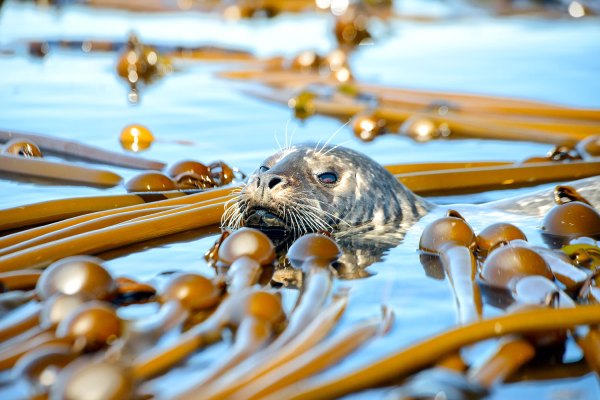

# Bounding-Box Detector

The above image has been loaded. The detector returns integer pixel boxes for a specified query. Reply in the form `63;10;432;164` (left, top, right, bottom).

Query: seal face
222;143;431;243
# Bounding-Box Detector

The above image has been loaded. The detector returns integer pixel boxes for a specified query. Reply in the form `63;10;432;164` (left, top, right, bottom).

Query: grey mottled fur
222;143;431;237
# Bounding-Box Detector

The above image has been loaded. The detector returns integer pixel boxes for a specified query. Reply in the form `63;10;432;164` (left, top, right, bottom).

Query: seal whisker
284;203;299;238
298;206;322;234
231;211;244;229
303;212;330;233
297;200;351;228
296;203;335;226
287;204;301;236
295;206;321;233
222;197;246;229
221;196;239;227
287;202;309;234
229;182;247;195
286;206;297;238
318;118;352;154
224;193;242;207
284;191;345;228
288;122;298;151
321;140;352;156
274;129;283;152
281;204;289;235
314;138;323;154
224;194;249;229
290;201;311;235
293;207;306;237
310;210;335;232
295;203;335;232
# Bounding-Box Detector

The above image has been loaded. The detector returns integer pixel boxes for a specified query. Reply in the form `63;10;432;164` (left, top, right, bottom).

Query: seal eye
258;166;269;174
318;172;338;185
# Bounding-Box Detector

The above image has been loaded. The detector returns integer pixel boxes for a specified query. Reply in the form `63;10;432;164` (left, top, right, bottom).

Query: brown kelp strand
0;154;122;188
0;186;238;232
0;130;165;170
268;305;600;400
0;202;226;272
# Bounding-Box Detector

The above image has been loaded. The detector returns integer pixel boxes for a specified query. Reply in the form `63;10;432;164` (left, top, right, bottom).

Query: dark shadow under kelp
270;218;415;286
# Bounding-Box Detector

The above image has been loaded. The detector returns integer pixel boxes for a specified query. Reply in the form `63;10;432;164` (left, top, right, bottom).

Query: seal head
222;143;431;243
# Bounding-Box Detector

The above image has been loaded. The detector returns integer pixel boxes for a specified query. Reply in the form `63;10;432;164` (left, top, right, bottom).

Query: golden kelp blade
0;154;122;188
269;305;600;400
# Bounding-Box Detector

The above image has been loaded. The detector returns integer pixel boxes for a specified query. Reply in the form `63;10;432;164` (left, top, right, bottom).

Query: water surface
0;2;599;399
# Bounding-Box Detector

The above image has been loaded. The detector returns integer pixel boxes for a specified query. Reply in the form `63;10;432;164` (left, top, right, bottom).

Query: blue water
0;1;599;399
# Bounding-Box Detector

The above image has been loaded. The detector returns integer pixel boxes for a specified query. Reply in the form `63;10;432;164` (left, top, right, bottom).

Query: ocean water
0;1;599;398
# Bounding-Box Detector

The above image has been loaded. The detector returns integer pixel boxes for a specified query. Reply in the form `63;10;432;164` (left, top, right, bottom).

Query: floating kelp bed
1;1;600;399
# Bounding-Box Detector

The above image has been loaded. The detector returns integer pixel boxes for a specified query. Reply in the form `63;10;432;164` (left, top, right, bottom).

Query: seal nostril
268;177;282;189
256;177;261;188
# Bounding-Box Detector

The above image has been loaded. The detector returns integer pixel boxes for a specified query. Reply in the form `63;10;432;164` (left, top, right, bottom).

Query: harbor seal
222;143;431;244
222;142;600;281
